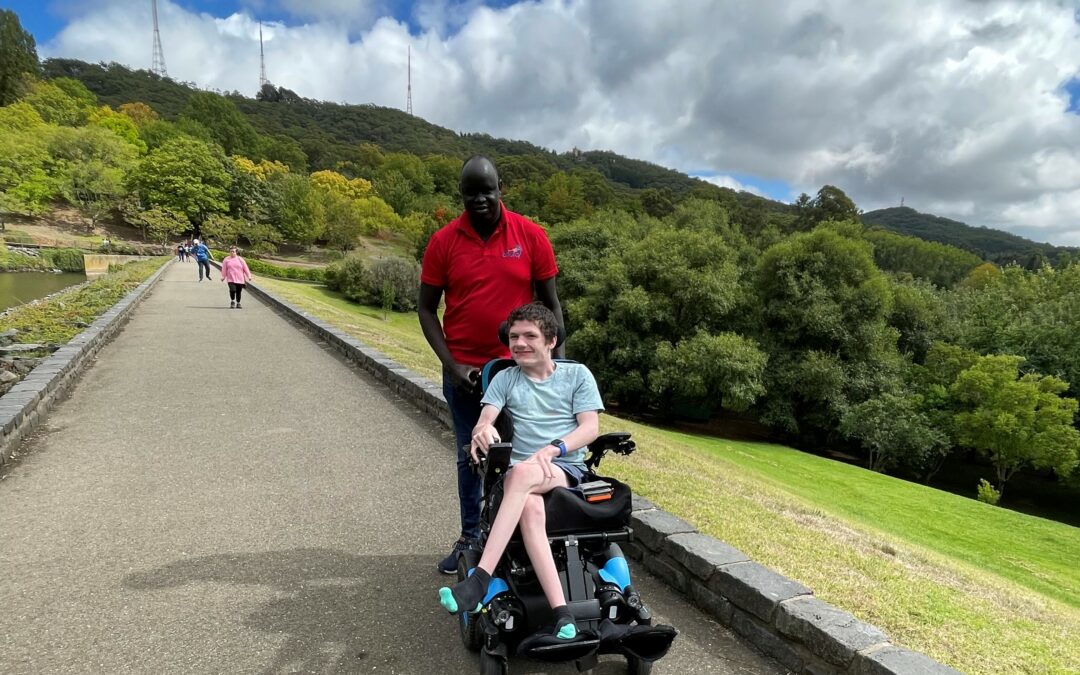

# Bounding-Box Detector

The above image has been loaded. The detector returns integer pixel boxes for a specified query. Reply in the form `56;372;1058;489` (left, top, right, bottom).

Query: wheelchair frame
456;431;673;675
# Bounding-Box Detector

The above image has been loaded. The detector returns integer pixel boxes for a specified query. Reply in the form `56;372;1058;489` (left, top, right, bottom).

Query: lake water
0;272;87;312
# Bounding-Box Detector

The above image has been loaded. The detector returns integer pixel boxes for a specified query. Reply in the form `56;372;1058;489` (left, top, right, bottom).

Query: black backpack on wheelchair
452;356;677;674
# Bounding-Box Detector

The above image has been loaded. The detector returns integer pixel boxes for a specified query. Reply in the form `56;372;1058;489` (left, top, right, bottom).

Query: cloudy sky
9;0;1080;244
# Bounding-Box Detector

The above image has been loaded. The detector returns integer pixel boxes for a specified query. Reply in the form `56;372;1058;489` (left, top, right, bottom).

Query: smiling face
508;319;556;369
459;157;502;229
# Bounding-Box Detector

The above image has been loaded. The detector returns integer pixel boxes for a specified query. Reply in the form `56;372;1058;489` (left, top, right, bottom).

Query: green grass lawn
254;275;438;380
686;435;1079;607
256;276;1080;674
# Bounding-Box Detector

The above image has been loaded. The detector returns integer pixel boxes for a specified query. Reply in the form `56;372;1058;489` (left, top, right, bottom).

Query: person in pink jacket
220;247;253;309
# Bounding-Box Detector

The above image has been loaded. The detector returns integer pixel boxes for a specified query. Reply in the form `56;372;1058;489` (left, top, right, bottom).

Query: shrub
216;252;325;283
325;255;373;304
42;247;85;271
367;256;419;312
252;259;324;282
976;479;1001;505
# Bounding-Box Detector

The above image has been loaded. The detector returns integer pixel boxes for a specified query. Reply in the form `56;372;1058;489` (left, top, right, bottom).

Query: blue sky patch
1064;77;1080;113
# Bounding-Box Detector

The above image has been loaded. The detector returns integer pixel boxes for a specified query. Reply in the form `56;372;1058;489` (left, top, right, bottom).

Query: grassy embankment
255;275;1080;674
0;240;86;272
0;258;167;343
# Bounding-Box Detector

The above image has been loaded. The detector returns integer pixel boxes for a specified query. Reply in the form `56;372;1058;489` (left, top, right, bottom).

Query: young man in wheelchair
438;302;601;641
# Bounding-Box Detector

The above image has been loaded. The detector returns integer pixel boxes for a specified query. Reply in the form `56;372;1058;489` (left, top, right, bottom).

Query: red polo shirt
421;205;558;368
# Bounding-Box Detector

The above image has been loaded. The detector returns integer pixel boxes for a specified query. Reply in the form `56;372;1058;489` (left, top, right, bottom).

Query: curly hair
507;303;558;341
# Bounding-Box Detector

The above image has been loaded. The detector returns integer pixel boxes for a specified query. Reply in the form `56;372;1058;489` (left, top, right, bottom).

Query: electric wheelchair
451;356;678;674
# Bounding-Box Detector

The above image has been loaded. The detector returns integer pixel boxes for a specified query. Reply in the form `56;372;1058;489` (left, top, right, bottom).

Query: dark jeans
228;282;245;302
443;368;484;540
197;259;211;280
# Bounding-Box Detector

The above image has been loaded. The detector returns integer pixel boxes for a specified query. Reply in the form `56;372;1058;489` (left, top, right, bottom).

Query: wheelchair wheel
480;646;507;675
626;656;652;675
457;556;483;651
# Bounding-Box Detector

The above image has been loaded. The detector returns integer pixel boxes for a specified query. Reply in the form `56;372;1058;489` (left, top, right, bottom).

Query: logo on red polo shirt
503;244;523;258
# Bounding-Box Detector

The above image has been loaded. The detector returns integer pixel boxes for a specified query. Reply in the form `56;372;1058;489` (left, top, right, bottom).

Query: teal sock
439;568;491;614
553;605;576;639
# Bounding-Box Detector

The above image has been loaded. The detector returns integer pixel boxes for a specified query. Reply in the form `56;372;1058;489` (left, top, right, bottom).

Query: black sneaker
438;537;470;574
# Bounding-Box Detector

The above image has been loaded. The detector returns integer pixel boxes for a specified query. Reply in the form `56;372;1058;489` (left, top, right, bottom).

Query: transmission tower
406;45;413;115
151;0;168;78
259;23;269;87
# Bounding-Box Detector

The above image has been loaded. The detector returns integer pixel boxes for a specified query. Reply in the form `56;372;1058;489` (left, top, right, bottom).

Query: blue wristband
553;440;567;458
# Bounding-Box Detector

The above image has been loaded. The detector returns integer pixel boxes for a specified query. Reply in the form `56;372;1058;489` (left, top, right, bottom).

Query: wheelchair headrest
497;320;566;348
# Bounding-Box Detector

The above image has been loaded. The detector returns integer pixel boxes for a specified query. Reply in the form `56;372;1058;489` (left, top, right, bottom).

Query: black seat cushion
487;476;632;537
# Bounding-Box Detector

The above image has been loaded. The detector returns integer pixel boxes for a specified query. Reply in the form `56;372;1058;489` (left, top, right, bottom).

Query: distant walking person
193;238;213;281
220;246;252;309
177;244;186;262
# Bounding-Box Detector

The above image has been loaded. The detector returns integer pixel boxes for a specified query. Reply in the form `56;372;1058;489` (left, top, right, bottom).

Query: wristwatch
551;439;567;458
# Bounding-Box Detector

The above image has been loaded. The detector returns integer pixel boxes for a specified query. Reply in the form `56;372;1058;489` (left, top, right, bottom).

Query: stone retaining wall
213;271;962;675
0;259;173;465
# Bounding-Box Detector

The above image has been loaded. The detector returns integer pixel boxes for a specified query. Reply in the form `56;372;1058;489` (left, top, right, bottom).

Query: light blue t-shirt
480;362;605;467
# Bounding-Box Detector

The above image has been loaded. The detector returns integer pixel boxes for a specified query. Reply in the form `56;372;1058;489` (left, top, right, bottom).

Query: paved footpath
0;262;785;675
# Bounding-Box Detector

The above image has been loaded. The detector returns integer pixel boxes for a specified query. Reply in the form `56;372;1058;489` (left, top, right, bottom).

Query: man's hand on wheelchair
469;425;500;464
450;363;481;393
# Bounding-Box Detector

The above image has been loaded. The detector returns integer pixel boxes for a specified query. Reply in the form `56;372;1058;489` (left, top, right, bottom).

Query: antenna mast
407;45;413;115
259;23;268;87
151;0;168;77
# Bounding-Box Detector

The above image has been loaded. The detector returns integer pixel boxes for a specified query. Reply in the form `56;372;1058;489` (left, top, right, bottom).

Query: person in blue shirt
438;303;604;641
192;238;213;281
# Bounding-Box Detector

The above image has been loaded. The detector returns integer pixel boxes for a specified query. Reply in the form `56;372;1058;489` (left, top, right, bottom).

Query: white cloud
695;174;764;197
38;0;1080;245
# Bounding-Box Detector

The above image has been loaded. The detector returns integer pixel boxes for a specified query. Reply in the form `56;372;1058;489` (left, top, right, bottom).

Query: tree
423;154;462;195
319;191;364;252
556;213;745;412
118;102;158;126
0;101;45;131
266;172;321;245
88;105;147;152
794;185;860;230
540;172;590;224
62;159;127;231
22;79;91;126
181;92;259;157
0;10;39;106
354;195;403;238
128;136;231;225
201;213;244;247
755;225;899;434
650;330;767;414
887;278;947;363
951;354;1080;494
814;185;860;223
640;187;675;219
139;207;189;247
840;392;949;472
310;170;372;201
0;126;55;221
258;134;307;173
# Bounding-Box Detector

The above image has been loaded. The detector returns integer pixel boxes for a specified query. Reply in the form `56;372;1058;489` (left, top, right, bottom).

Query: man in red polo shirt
419;155;564;573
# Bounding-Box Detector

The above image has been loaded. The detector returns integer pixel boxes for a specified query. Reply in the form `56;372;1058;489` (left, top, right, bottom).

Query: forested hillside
862;206;1075;267
41;59;717;198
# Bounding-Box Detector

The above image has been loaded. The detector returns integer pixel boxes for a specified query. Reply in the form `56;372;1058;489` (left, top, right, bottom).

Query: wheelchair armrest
584;432;636;471
589;432;636;455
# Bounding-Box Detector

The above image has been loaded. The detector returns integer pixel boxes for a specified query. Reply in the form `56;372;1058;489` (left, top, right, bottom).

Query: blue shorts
508;461;588;488
555;461;588;489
